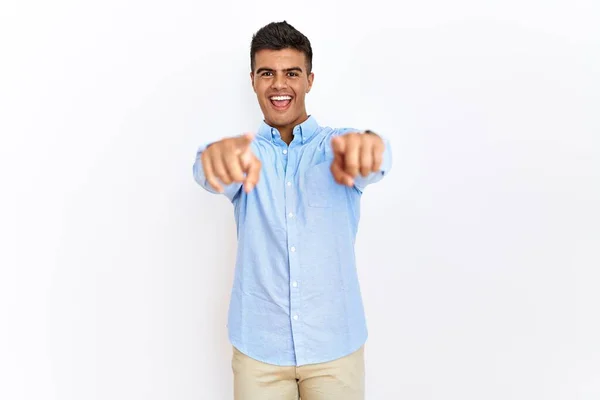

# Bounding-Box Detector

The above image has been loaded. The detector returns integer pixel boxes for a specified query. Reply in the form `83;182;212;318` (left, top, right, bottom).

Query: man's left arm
331;129;393;192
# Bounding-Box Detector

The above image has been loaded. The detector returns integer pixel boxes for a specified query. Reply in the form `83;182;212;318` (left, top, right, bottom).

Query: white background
1;0;599;399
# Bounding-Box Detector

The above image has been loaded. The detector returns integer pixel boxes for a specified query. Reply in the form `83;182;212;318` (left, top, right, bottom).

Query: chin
267;114;295;128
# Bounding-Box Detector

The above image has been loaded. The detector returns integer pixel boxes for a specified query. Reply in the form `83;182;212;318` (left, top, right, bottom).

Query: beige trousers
232;346;365;400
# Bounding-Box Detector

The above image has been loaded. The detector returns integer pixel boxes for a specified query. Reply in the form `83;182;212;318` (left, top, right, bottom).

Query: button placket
285;143;302;349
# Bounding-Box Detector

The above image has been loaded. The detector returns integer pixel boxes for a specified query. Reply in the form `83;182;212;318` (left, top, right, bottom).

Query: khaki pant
232;346;365;400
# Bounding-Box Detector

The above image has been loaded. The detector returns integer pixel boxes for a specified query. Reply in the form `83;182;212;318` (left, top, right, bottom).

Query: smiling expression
251;48;314;134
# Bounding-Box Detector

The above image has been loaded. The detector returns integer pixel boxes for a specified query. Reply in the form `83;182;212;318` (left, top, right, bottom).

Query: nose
271;73;288;90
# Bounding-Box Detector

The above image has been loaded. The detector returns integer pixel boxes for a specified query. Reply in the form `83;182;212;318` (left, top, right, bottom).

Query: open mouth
269;95;292;110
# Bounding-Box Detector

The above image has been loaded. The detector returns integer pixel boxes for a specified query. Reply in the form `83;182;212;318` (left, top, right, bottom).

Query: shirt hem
229;331;368;367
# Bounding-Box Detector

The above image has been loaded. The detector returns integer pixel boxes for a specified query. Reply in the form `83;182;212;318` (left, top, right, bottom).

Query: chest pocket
305;161;339;208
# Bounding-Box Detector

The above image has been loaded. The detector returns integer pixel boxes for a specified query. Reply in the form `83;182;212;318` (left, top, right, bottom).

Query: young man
193;21;392;400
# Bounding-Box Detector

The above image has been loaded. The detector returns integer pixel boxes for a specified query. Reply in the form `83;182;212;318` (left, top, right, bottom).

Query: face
251;48;314;132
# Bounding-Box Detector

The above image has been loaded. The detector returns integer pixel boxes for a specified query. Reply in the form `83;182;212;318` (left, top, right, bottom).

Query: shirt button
283;149;288;155
290;246;296;252
287;181;292;187
288;212;293;218
293;315;299;320
292;281;298;287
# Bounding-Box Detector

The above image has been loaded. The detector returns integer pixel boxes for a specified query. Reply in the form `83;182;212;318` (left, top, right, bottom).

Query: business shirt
193;116;392;366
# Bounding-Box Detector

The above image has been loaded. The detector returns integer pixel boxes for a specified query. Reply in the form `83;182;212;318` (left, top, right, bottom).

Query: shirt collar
257;115;319;144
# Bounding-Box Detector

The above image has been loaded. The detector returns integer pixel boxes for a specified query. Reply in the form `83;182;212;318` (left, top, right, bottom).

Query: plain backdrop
1;0;599;399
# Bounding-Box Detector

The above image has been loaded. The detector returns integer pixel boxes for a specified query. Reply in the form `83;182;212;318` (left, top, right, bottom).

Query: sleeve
192;143;243;202
335;128;393;193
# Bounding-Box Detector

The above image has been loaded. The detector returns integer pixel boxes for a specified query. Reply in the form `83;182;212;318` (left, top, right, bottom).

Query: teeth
270;96;292;101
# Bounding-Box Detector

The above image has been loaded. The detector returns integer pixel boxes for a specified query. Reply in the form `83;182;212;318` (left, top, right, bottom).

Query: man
193;21;392;400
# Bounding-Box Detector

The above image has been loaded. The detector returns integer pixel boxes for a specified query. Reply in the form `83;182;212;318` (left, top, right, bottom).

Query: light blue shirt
193;116;392;366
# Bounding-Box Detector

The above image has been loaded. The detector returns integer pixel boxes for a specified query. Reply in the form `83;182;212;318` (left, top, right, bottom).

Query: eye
261;71;273;77
288;72;299;77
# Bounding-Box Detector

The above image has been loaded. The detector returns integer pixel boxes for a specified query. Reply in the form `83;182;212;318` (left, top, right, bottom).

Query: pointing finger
244;156;261;193
331;157;354;186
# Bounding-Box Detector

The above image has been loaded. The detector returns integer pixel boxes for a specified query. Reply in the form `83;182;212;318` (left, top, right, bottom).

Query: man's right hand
201;133;261;193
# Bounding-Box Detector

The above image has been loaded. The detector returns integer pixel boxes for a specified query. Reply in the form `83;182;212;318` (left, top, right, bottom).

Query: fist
330;131;385;186
201;133;262;193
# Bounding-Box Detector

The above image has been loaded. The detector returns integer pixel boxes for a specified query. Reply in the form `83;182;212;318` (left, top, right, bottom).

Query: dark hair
250;21;313;73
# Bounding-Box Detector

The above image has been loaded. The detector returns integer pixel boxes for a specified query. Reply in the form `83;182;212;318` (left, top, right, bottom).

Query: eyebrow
255;67;304;75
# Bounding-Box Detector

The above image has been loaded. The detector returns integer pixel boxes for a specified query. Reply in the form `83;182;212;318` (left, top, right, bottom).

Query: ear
250;71;256;93
306;72;314;93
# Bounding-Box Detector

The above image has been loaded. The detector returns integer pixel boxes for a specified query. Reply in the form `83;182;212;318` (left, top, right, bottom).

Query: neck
268;113;309;146
279;127;294;145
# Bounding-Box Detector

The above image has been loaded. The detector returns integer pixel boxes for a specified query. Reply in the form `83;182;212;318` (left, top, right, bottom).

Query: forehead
254;48;307;71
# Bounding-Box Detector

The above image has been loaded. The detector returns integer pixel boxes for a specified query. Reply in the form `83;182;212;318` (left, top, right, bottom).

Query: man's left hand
330;131;385;187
